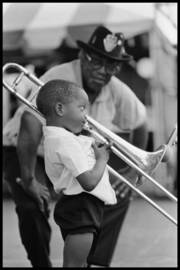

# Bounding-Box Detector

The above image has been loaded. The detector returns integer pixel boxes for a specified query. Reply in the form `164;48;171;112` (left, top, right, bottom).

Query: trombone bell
86;115;167;175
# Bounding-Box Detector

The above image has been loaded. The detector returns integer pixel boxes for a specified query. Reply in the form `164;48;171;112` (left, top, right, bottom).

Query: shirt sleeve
40;64;76;83
111;77;147;130
56;135;90;177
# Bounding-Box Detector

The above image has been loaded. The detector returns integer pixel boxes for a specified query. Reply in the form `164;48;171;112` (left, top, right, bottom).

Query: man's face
81;50;122;94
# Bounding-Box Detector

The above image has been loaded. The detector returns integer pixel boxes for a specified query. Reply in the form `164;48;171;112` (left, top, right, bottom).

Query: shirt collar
94;80;112;103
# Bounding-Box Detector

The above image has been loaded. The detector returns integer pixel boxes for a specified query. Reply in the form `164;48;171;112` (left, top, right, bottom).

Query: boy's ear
55;102;64;116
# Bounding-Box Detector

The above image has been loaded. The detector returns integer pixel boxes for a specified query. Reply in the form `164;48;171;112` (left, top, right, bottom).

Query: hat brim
77;40;133;62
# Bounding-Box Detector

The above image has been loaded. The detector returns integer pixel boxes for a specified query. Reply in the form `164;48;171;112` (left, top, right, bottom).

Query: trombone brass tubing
166;124;177;147
88;129;177;225
3;63;177;225
107;166;177;226
3;63;44;87
86;116;177;203
3;63;44;118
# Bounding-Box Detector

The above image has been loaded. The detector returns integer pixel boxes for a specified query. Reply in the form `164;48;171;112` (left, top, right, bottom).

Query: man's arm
17;111;42;181
17;111;49;212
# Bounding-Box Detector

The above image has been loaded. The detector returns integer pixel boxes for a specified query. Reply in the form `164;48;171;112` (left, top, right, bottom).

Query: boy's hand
16;177;50;213
92;142;111;162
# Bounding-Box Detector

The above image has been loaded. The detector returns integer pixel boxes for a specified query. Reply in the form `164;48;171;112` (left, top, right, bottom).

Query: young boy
36;79;117;267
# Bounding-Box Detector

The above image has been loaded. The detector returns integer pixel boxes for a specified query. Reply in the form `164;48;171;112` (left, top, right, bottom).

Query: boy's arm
77;144;110;191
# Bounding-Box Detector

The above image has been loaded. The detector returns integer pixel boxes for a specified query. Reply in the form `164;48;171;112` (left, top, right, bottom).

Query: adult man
3;26;148;267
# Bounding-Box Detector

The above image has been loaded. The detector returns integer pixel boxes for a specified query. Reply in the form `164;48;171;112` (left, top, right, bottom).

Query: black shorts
53;192;104;240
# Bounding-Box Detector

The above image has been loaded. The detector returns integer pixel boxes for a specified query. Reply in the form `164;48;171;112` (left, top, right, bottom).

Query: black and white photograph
3;3;177;267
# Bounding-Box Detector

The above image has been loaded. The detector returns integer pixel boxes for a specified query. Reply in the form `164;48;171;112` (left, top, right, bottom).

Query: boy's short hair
36;79;83;117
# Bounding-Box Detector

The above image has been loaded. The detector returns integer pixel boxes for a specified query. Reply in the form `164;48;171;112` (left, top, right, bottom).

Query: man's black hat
77;25;133;62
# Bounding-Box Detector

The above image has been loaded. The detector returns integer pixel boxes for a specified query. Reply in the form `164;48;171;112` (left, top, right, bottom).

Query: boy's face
62;90;89;134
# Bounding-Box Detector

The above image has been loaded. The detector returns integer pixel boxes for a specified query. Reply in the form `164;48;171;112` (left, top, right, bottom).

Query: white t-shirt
43;126;117;205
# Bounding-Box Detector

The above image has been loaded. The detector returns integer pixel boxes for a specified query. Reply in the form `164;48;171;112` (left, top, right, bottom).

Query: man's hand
110;167;143;199
16;177;50;213
111;181;130;199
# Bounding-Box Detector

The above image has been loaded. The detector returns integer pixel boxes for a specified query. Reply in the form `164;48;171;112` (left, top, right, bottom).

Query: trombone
3;63;177;226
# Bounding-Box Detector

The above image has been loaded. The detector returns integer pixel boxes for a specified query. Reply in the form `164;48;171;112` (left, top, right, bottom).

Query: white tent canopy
155;3;177;46
3;3;155;51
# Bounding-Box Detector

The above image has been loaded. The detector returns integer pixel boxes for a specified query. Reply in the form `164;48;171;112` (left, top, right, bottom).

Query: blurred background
3;3;177;267
3;2;177;197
